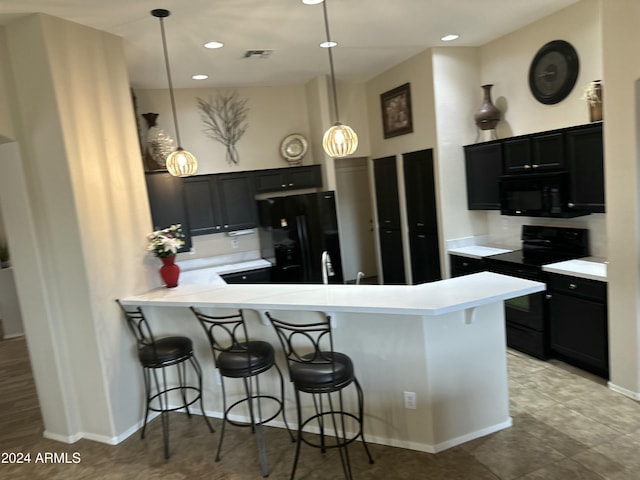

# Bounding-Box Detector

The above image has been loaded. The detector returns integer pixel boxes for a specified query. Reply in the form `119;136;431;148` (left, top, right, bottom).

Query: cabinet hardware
281;184;287;188
569;283;577;289
546;294;553;299
532;164;539;168
524;164;531;169
568;203;575;208
289;183;294;187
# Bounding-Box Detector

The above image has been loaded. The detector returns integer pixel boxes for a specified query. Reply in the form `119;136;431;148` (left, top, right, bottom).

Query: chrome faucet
321;251;335;285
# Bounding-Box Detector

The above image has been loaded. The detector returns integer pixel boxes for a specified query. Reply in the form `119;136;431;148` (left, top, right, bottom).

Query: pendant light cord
158;15;183;148
322;0;340;123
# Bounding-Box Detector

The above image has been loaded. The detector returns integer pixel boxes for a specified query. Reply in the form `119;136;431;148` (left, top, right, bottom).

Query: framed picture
380;83;413;139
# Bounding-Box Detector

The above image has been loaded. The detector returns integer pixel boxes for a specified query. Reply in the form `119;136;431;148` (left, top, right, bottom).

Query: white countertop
448;245;513;259
542;257;607;282
120;271;544;316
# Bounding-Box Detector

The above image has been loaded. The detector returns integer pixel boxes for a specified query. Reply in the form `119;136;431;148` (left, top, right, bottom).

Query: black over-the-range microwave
499;171;589;218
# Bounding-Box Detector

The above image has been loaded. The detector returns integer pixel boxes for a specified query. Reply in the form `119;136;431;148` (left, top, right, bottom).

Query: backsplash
176;230;260;262
486;212;607;258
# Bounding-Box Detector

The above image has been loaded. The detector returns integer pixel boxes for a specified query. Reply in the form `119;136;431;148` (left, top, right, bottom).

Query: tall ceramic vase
474;84;501;141
160;256;180;288
589;81;603;122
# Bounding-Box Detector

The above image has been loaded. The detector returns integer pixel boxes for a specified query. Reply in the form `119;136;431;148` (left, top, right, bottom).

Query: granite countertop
542;257;607;282
448;245;513;259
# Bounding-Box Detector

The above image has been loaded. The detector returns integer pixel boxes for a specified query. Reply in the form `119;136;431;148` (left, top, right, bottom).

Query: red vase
159;256;180;288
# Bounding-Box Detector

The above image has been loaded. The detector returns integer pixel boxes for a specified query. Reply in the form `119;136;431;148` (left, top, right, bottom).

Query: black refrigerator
258;191;343;284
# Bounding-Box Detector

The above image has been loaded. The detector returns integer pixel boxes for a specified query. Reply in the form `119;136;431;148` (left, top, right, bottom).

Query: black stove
483;225;589;359
485;225;590;274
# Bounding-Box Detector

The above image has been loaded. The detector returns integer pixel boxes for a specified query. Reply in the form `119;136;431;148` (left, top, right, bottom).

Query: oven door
485;263;546;331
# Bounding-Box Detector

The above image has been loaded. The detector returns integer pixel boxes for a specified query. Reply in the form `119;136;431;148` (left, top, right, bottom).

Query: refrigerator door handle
296;215;312;282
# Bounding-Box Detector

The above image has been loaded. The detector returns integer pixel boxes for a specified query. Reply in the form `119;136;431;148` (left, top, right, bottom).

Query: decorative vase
474;84;501;139
159;256;180;288
142;112;174;171
588;81;603;122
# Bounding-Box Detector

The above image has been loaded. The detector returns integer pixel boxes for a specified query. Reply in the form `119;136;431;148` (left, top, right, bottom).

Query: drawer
506;322;548;360
547;273;606;302
449;255;486;277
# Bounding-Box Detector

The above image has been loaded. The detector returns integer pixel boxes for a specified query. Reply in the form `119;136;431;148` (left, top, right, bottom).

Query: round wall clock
528;40;579;105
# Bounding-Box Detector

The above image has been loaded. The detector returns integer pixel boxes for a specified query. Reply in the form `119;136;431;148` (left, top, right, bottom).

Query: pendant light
319;0;358;158
151;9;198;177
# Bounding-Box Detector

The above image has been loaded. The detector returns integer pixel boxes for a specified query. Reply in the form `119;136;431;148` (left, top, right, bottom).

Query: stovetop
485;249;585;268
484;225;590;270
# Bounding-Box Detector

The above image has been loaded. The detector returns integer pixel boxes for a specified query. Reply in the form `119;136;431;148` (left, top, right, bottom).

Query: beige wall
601;0;640;398
477;0;607;258
2;13;156;442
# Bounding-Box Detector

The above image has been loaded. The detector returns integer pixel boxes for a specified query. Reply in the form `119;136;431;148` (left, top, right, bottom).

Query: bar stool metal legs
191;307;293;477
117;300;214;460
266;312;374;479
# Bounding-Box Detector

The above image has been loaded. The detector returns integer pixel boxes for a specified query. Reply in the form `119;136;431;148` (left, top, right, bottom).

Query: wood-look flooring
2;335;640;479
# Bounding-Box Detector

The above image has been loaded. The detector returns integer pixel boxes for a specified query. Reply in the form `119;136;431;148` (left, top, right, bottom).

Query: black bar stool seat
116;300;213;460
266;312;374;480
191;307;293;477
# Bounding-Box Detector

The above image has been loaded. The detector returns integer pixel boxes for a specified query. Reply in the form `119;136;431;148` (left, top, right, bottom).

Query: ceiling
0;0;579;90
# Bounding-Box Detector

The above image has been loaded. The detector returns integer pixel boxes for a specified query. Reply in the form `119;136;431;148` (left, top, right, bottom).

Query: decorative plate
280;134;308;165
528;40;579;105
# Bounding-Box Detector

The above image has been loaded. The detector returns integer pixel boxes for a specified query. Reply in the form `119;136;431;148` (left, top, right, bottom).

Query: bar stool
116;300;213;459
190;307;292;477
265;312;374;480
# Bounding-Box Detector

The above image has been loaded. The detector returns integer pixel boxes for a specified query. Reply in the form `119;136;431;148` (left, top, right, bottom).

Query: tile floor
2;337;640;479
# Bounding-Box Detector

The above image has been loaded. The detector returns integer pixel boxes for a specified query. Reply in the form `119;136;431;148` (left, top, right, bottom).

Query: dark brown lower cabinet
548;273;609;379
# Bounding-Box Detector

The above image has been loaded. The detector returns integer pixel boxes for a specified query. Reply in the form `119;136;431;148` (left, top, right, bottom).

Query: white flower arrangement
146;224;185;258
581;80;602;106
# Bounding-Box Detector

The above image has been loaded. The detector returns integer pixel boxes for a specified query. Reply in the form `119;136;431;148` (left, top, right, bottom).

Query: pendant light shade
152;9;198;177
322;122;358;158
319;1;358;158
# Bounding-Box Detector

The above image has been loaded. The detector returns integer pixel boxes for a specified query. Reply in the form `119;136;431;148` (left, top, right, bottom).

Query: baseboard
608;381;640;400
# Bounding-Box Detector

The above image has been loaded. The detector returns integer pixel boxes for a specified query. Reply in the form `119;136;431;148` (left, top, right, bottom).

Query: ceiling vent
244;49;273;59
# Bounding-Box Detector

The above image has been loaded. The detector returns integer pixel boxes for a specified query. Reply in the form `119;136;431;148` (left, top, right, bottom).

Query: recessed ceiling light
204;41;224;49
192;74;208;80
302;0;324;4
441;34;459;42
320;41;337;48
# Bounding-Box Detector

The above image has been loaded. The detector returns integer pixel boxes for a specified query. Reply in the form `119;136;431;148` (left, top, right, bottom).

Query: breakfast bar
119;272;544;453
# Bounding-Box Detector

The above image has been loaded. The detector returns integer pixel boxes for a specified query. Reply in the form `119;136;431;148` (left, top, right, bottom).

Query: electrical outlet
404;391;416;409
231;238;239;249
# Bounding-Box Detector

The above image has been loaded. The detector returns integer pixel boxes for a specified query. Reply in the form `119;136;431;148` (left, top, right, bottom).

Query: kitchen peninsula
119;272;544;453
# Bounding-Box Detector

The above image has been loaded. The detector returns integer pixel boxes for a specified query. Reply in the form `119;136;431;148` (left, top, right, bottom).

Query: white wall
2;13;156;442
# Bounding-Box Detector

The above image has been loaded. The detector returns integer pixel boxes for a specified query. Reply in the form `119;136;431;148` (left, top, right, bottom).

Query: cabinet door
503;138;531;173
287;165;322;190
183;177;222;236
403;149;437;232
464;142;503;209
221;268;271;284
565;124;605;213
373;157;401;229
409;233;441;284
379;228;405;285
145;172;191;251
548;291;608;378
217;173;258;231
254;170;286;193
531;131;564;170
254;165;323;193
449;255;485;277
